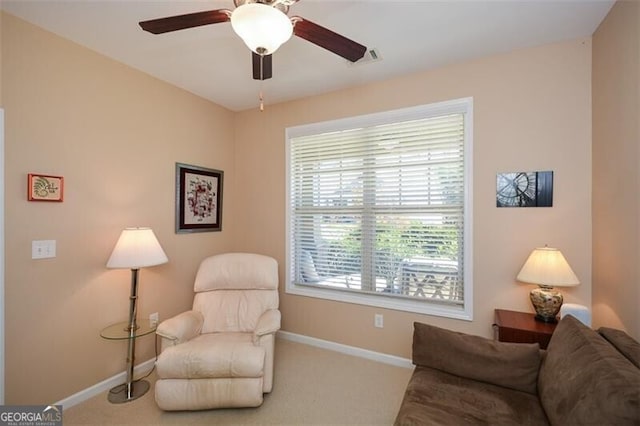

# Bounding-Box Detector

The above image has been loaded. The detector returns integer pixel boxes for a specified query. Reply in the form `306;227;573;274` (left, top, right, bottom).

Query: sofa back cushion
538;315;640;425
598;326;640;369
412;322;542;394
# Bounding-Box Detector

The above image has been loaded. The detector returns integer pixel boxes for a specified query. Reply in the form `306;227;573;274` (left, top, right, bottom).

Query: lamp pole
106;267;150;403
125;268;140;400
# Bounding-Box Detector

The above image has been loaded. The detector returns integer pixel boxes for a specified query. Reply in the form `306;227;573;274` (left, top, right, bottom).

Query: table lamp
516;246;579;323
106;227;168;403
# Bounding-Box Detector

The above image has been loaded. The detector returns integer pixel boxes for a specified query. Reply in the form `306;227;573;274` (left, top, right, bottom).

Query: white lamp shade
231;3;293;55
516;247;580;287
107;227;168;269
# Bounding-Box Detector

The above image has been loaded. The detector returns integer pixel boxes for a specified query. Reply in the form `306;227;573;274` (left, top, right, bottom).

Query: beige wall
234;38;593;357
2;13;237;404
2;7;605;405
592;0;640;339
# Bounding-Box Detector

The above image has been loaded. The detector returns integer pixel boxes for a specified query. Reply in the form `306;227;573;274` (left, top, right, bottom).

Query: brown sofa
395;315;640;425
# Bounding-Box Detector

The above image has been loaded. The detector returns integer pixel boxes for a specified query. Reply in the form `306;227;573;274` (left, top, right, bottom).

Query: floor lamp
106;227;168;403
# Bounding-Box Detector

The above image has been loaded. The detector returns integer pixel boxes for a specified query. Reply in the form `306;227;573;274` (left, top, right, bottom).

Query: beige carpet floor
63;338;413;425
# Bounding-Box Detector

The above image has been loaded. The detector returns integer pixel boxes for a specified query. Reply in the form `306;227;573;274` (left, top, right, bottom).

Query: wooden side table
493;309;557;349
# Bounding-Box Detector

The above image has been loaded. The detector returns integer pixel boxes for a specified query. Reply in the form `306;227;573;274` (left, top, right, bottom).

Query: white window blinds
287;98;472;316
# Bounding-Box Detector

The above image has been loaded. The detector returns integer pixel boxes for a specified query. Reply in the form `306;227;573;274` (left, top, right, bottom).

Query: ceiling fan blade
139;10;231;34
292;17;366;62
252;52;273;80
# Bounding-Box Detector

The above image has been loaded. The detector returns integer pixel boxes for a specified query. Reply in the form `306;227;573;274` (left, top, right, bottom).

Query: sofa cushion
538;315;640;425
598;326;640;369
412;322;542;394
394;366;549;426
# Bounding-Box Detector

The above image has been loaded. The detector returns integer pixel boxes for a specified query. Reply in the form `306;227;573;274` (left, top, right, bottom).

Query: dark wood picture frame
175;163;223;233
28;173;64;202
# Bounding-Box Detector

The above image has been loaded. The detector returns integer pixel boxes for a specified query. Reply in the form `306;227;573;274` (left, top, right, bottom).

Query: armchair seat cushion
157;332;265;380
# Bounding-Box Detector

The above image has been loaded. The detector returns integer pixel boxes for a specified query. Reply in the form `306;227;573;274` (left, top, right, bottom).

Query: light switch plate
32;240;56;259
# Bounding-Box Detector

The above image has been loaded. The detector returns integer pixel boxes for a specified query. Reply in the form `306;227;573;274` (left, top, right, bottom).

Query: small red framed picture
28;173;64;202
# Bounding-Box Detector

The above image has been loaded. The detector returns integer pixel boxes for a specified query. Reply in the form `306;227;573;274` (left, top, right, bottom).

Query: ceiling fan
139;0;367;81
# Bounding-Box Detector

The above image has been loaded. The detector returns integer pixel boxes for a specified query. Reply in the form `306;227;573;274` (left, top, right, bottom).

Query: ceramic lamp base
530;285;562;323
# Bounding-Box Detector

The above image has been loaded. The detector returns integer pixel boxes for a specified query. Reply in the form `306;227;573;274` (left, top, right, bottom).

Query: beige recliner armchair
154;253;281;411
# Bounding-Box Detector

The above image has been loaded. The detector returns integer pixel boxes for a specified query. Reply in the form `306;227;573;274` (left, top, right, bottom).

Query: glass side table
100;319;157;404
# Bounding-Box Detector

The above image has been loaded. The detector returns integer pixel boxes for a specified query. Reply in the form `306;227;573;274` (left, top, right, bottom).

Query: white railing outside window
286;98;473;320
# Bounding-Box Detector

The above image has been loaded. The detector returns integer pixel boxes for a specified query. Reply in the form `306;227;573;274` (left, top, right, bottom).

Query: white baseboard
55;358;156;410
57;333;411;410
277;331;413;369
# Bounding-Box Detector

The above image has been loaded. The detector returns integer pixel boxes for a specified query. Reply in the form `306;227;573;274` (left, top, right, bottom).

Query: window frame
285;98;474;321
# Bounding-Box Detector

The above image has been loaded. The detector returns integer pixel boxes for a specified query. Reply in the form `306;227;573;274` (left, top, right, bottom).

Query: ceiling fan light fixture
231;3;293;55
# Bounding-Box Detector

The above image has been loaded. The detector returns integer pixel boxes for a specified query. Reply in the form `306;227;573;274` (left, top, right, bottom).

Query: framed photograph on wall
175;163;223;233
496;171;553;207
28;173;64;202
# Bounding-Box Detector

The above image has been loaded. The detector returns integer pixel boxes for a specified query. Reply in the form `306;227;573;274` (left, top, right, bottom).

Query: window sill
285;281;473;321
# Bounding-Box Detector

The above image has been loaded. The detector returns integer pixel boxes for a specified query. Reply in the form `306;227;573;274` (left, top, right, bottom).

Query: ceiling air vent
348;48;382;67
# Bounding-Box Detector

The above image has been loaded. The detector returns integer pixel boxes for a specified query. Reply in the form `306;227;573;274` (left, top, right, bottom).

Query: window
286;98;473;320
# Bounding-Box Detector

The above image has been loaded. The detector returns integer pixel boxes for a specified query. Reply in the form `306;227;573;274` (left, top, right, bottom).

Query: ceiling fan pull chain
259;90;264;112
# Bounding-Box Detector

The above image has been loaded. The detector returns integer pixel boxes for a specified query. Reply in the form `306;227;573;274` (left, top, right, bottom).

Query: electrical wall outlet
374;313;384;328
32;240;56;259
149;312;159;327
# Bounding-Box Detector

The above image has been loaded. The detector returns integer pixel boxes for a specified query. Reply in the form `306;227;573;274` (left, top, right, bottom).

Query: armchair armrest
254;309;281;338
156;310;204;346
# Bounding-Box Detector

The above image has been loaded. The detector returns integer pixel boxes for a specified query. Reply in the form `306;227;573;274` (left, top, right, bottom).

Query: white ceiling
2;0;614;112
